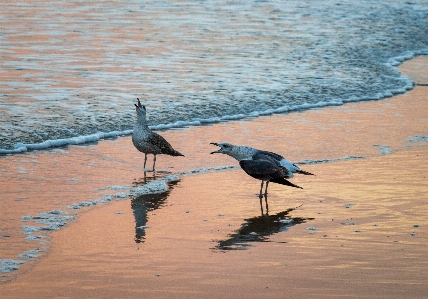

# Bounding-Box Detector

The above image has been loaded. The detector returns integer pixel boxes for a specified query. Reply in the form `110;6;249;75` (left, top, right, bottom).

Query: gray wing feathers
254;149;314;176
253;150;284;162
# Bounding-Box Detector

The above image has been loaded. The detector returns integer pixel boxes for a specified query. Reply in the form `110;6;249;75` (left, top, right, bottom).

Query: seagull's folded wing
239;159;277;178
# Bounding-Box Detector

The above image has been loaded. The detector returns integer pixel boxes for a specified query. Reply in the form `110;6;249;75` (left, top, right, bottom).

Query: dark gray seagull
132;98;184;171
210;142;313;197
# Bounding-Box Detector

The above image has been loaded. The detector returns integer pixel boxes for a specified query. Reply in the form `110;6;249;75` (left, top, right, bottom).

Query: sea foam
1;0;428;154
0;68;414;156
0;47;422;156
0;259;26;273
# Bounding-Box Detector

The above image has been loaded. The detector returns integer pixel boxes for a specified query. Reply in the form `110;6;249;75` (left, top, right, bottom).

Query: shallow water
1;0;428;151
1;73;427;282
1;147;428;298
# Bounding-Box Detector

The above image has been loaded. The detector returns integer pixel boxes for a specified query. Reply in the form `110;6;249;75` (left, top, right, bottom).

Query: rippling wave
1;0;427;152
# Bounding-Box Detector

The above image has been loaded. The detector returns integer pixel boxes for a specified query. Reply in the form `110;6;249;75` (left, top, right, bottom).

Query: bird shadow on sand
213;197;314;251
131;173;179;243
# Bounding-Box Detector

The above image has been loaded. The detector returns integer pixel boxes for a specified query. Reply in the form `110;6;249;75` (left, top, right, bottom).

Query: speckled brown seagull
132;98;184;171
210;142;313;197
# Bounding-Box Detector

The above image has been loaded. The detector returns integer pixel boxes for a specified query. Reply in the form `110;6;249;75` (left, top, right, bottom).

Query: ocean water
1;0;428;153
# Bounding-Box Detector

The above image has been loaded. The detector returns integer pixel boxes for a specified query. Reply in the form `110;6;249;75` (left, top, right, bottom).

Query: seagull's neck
135;115;150;130
228;146;256;161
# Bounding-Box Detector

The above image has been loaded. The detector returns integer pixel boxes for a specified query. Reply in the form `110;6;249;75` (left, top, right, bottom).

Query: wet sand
1;57;428;298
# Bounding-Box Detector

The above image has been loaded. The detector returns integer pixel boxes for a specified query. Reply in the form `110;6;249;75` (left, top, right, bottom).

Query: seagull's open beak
137;98;143;108
210;142;220;154
135;98;146;110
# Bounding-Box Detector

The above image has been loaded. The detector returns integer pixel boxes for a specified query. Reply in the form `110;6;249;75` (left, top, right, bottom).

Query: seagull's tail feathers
271;178;303;189
297;169;314;176
170;150;185;157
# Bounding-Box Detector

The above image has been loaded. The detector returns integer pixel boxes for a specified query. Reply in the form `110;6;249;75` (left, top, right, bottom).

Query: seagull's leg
259;181;264;198
264;181;269;196
152;154;157;172
143;154;147;170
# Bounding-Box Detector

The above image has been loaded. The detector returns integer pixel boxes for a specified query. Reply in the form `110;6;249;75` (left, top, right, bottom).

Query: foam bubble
373;145;392;155
305;227;319;231
0;259;26;273
176;165;237;176
25;235;45;241
297;156;365;165
21;210;75;234
409;136;428;143
18;249;41;259
132;175;180;196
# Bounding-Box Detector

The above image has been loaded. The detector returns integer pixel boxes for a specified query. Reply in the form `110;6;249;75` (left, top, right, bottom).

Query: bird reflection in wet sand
131;179;178;243
133;168;173;186
214;202;313;251
259;192;269;215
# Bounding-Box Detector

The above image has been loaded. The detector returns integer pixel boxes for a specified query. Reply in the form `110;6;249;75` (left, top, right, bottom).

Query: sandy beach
1;57;428;298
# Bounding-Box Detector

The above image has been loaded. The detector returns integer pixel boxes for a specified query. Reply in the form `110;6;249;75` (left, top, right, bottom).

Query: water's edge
3;51;428;156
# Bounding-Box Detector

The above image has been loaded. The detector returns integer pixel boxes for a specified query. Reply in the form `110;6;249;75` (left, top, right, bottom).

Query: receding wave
0;67;416;155
1;0;427;154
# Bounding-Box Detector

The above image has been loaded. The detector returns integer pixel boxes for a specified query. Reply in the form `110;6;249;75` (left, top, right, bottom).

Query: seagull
210;142;313;197
132;98;184;171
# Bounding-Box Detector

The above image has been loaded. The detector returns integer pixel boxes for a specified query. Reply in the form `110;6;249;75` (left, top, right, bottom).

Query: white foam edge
17;157;362;237
297;155;365;165
101;166;238;194
0;249;42;273
21;210;77;234
175;165;238;176
373;145;392;155
1;48;425;156
409;135;428;143
18;248;41;259
5;130;133;154
0;259;26;273
57;167;239;213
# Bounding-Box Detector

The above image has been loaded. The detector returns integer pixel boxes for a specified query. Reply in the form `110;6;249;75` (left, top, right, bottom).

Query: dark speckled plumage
239;158;302;190
132;98;184;171
211;142;311;197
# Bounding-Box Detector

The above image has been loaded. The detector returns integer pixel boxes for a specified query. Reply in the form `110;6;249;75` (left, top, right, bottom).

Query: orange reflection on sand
1;56;428;298
2;147;428;298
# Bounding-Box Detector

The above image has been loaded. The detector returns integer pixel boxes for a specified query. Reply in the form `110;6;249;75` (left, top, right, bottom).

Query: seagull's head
134;98;147;122
210;142;255;161
210;142;234;155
